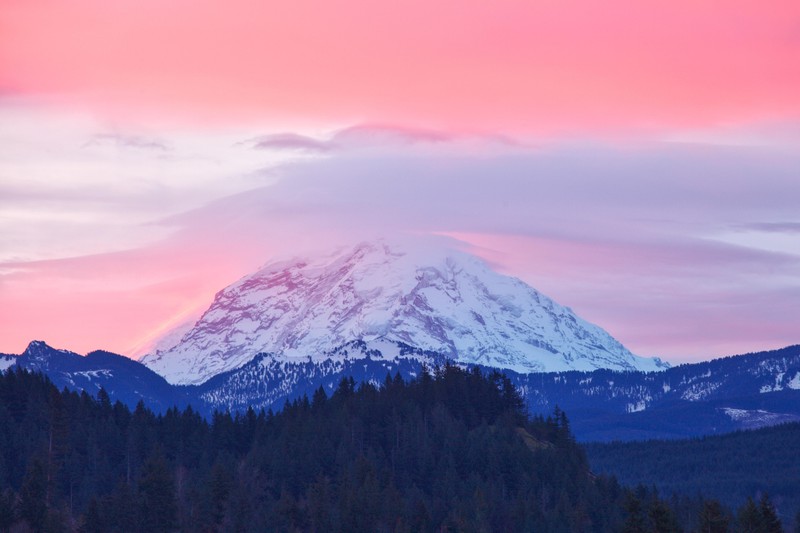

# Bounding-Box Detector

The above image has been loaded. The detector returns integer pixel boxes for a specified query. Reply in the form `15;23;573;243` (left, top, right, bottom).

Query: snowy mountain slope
7;340;800;440
142;239;666;385
511;344;800;440
0;353;16;372
194;340;446;414
12;341;193;412
195;342;800;438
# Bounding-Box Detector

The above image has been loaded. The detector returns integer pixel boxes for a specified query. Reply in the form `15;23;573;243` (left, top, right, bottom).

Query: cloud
247;133;332;153
156;140;800;361
2;118;799;361
216;141;800;244
737;222;800;233
0;105;294;261
246;124;475;153
331;124;456;147
83;133;170;151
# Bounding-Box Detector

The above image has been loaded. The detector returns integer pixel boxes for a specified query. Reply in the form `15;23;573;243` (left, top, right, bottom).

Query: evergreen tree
0;489;14;532
137;449;177;533
79;499;104;533
19;458;48;531
311;386;328;411
3;364;785;532
209;460;232;527
759;493;783;533
698;499;729;533
649;497;682;533
737;497;762;533
622;492;647;533
109;481;140;533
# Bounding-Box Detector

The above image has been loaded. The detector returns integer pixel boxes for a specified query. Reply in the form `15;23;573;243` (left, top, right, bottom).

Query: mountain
193;340;448;413
190;342;800;439
513;344;800;441
4;340;799;440
141;240;666;385
7;340;193;412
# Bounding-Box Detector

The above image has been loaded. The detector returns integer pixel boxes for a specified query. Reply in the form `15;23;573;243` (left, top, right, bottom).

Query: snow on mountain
8;341;195;413
10;338;800;439
720;408;800;430
0;354;16;372
21;340;79;372
141;239;667;385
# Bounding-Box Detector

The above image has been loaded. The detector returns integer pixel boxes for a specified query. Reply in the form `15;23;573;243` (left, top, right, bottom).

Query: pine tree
138;449;178;533
96;388;112;414
109;481;140;533
0;489;15;532
19;458;48;531
307;476;334;532
209;461;232;527
312;386;328;411
649;497;681;533
759;494;783;533
698;499;729;533
737;497;762;533
622;492;647;533
79;499;104;533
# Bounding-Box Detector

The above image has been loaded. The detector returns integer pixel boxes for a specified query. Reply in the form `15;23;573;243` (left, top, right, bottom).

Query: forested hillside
586;423;800;528
10;341;800;443
0;366;791;532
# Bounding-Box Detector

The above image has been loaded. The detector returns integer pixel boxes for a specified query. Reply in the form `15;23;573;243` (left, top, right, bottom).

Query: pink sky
3;0;800;133
1;0;799;362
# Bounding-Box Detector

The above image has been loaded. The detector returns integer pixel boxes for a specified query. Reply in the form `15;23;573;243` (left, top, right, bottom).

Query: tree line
0;365;795;531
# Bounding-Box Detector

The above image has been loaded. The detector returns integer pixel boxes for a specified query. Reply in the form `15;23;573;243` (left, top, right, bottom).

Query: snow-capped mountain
141;239;666;385
6;339;800;440
7;341;193;412
513;344;800;440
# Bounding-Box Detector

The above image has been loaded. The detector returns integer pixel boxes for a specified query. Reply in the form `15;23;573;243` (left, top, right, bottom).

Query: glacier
141;239;667;385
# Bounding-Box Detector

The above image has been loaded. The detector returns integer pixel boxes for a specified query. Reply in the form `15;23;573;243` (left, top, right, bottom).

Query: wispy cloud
736;222;800;233
245;124;472;153
246;133;332;153
83;133;170;151
2;111;799;361
0;105;297;262
161;138;800;360
331;124;456;147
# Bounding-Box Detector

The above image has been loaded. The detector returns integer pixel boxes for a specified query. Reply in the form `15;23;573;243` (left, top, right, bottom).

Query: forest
0;366;794;532
586;422;800;528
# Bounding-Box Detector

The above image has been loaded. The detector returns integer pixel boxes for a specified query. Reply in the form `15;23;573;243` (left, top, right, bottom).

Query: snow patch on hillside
721;407;800;429
0;355;16;372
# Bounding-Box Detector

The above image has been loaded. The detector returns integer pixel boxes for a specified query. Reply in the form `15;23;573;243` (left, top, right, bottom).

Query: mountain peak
24;340;66;358
142;239;667;385
25;339;49;349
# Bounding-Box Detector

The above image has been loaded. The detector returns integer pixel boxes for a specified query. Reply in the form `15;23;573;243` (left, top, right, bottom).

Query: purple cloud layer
152;139;800;360
2;123;799;361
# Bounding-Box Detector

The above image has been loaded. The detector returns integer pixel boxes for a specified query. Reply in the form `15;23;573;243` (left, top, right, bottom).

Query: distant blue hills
3;340;799;442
